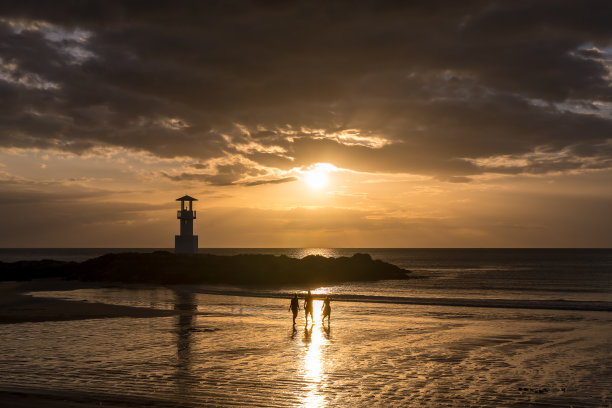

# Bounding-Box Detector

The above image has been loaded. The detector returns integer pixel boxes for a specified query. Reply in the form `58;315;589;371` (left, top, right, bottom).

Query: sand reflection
174;290;197;397
302;299;328;407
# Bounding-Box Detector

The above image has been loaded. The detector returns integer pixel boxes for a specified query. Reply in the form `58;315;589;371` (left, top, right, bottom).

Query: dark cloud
163;162;296;186
241;176;297;187
1;0;611;182
436;176;473;183
164;171;297;187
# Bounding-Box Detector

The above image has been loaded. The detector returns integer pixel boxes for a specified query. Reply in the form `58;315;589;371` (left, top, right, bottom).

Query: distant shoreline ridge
0;250;410;286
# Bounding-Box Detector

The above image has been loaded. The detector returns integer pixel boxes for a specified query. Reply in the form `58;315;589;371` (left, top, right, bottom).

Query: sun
305;169;328;189
301;163;336;190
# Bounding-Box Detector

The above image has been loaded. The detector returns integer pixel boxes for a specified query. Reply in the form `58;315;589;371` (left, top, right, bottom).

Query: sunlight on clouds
157;117;190;130
295;127;391;149
0;17;95;64
0;58;60;90
470;154;530;168
234;141;289;155
253;125;391;148
0;17;51;33
324;129;390;148
220;124;292;157
468;146;612;176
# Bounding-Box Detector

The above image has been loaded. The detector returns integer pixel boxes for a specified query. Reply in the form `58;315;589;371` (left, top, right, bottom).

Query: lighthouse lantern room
175;195;198;255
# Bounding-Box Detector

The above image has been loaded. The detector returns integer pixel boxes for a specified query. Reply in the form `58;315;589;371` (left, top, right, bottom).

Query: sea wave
190;287;612;312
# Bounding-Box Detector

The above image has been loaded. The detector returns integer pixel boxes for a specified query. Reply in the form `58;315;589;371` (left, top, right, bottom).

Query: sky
0;0;611;248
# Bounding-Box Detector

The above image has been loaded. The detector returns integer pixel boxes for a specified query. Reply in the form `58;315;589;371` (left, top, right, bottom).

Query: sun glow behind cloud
305;169;327;189
302;163;337;190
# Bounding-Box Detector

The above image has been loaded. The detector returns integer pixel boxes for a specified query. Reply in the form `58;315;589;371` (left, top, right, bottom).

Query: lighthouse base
175;235;198;255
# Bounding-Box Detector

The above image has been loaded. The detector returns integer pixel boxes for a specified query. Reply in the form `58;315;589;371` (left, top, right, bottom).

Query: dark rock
1;251;409;286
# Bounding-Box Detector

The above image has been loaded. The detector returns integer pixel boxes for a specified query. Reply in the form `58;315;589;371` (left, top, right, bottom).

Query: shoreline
0;280;177;324
183;284;612;312
2;278;610;326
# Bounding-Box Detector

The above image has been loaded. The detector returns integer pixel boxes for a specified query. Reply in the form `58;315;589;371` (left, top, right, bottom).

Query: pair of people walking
289;290;331;325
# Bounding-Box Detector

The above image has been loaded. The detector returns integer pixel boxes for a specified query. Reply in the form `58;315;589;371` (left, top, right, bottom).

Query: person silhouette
304;290;314;324
321;296;331;324
289;293;300;325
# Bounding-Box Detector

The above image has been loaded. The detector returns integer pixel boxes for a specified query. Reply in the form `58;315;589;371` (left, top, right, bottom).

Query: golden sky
0;2;611;247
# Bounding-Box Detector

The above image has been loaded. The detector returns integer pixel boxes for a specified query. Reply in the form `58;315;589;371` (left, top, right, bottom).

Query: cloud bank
0;0;611;186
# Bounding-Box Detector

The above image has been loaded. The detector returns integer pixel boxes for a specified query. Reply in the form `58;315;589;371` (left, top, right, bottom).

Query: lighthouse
175;195;198;255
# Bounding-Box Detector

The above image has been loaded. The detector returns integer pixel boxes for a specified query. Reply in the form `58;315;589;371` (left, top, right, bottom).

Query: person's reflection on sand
303;323;313;344
174;290;197;396
291;324;299;340
322;322;331;340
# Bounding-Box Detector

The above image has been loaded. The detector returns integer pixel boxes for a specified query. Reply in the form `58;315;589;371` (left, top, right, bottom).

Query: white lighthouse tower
175;195;198;255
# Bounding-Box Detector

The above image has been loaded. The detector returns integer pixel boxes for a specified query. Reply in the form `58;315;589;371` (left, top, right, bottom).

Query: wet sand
0;280;610;407
0;280;176;324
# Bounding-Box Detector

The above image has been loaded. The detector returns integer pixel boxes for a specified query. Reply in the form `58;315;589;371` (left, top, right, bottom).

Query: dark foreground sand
0;391;126;408
0;389;186;408
0;280;176;324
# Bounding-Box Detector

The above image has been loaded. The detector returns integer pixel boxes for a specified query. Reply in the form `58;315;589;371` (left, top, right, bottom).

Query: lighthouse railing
177;210;197;219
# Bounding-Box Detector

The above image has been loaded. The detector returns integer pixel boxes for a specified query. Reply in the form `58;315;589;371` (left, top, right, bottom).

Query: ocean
2;248;611;304
0;248;611;406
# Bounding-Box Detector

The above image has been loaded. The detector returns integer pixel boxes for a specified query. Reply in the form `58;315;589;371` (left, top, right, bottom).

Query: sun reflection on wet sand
302;300;328;407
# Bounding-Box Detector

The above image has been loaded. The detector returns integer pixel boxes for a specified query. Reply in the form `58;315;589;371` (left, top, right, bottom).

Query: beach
0;276;610;407
0;280;176;325
3;0;612;405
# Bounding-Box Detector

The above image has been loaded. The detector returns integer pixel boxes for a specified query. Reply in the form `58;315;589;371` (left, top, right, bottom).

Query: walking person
289;293;300;325
304;290;314;325
321;296;331;324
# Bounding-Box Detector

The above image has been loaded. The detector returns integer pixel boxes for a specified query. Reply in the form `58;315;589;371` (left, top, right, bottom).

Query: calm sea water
1;248;611;406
